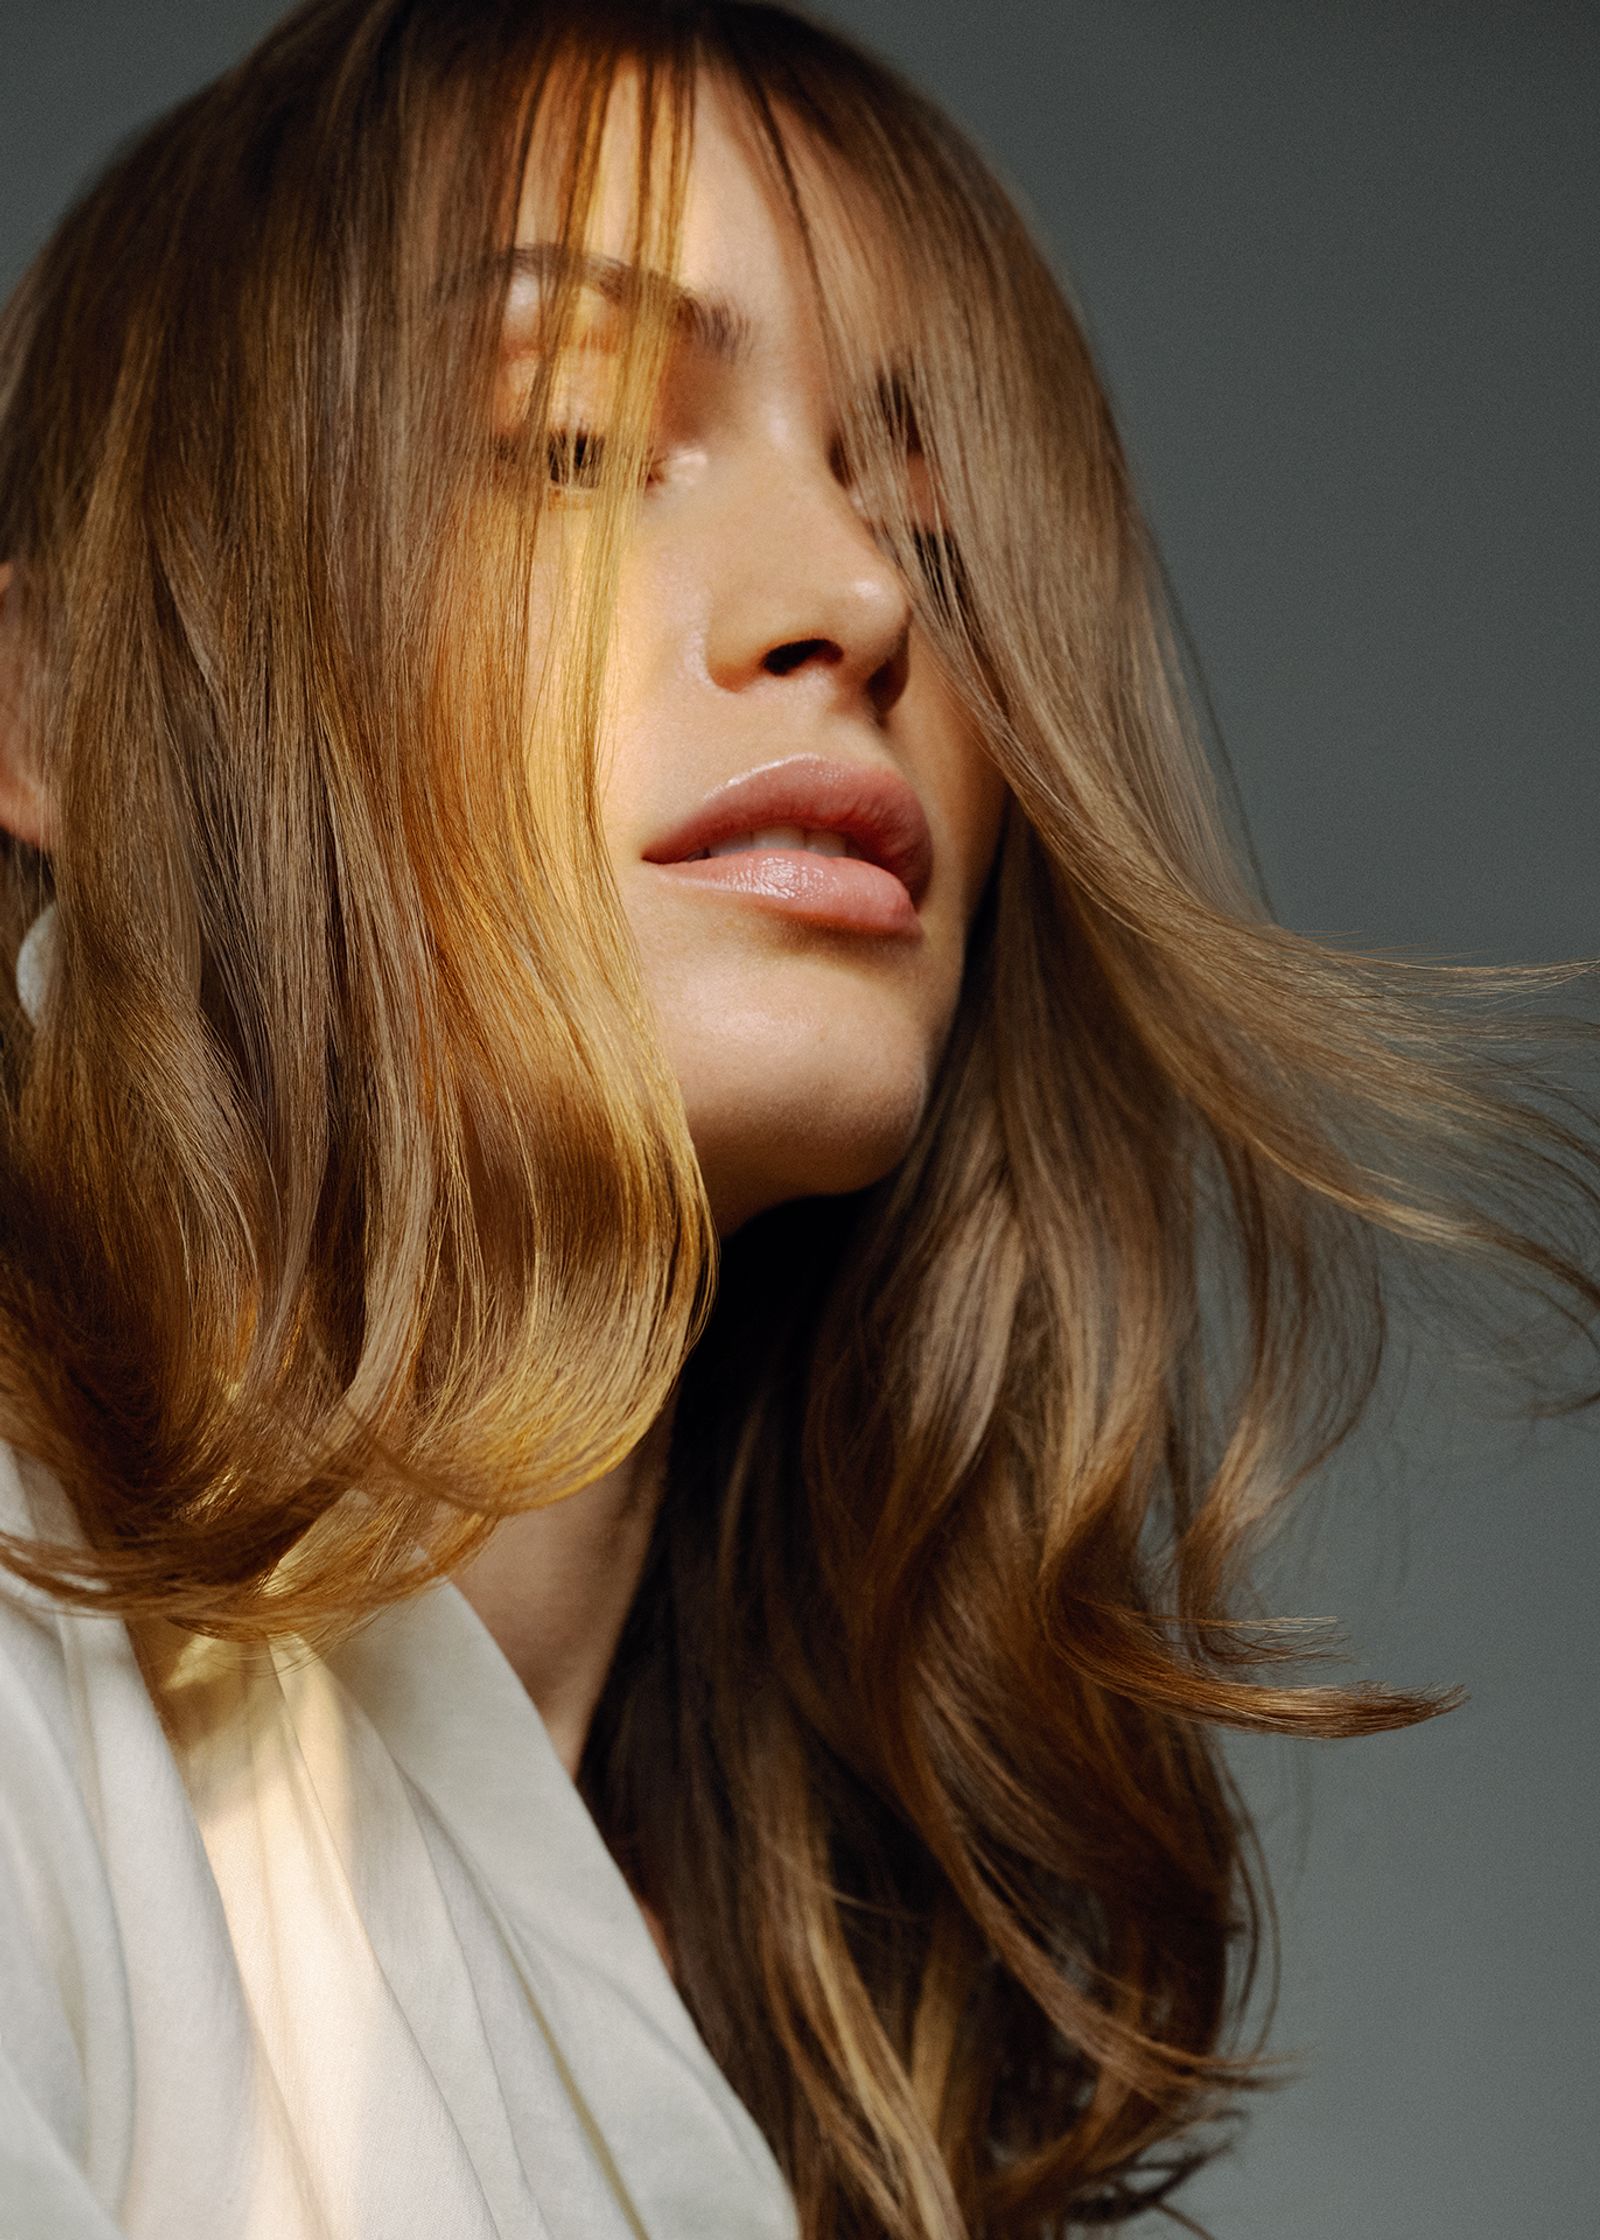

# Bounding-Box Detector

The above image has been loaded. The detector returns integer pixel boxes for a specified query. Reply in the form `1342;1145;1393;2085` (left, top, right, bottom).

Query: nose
699;444;913;725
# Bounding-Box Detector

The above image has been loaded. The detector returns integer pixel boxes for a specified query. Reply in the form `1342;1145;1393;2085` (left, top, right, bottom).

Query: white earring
15;902;57;1027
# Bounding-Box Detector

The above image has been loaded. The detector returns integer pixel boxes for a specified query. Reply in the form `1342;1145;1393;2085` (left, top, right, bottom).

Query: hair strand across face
0;6;1596;2235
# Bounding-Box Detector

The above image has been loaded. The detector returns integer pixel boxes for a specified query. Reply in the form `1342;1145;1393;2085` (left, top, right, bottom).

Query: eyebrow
499;243;757;366
483;244;922;457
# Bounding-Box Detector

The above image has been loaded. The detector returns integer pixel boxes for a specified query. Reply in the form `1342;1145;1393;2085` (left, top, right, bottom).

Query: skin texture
0;80;1008;1866
549;77;1007;1241
455;68;1007;1820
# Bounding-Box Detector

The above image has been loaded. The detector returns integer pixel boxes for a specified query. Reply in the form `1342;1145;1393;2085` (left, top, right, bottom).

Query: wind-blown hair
0;3;1595;2233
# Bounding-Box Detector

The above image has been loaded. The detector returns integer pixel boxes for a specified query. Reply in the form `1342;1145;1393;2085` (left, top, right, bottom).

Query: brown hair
0;3;1595;2232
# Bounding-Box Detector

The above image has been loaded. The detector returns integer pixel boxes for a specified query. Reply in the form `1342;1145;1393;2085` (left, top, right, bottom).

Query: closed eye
492;424;665;501
489;424;617;493
546;426;607;490
909;525;972;620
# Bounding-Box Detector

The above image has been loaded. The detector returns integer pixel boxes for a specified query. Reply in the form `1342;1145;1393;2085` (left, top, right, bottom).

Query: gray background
1;2;1596;2233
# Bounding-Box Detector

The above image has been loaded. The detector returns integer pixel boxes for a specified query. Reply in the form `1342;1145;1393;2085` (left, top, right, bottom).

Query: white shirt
0;1438;798;2240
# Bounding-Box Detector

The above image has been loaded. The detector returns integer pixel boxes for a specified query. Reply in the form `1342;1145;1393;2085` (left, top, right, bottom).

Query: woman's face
506;72;1008;1235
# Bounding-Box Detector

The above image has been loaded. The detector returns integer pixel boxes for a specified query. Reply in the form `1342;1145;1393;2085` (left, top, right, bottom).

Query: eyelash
497;429;968;600
907;526;971;615
545;425;607;490
491;423;617;492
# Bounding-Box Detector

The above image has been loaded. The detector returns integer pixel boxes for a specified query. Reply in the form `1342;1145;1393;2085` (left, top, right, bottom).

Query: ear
0;561;51;852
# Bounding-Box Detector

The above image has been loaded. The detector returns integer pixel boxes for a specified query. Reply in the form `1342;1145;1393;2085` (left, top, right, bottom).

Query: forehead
513;62;906;372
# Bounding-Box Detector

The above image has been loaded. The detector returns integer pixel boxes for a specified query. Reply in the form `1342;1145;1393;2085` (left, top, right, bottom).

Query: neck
452;1399;674;1779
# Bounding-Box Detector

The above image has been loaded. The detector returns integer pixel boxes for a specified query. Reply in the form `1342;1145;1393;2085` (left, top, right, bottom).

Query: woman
0;2;1594;2235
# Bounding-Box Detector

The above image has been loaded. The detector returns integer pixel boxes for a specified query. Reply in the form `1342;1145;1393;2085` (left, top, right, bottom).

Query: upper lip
641;754;934;906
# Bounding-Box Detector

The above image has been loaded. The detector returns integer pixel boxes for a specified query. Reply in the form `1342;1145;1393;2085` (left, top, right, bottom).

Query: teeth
703;825;854;859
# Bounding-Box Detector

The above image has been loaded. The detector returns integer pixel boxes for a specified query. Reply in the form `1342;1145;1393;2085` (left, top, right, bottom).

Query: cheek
914;687;1009;932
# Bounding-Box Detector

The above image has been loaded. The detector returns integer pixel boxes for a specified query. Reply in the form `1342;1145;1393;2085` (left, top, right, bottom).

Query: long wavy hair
0;3;1595;2232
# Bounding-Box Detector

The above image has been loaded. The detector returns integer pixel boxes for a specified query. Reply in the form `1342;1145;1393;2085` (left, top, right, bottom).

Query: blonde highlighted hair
0;3;1596;2231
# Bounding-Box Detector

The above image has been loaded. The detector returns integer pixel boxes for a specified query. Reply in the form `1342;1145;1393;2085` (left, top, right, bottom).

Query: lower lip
647;850;922;936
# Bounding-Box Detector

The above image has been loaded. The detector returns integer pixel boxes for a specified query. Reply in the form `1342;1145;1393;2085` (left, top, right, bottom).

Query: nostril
762;637;840;678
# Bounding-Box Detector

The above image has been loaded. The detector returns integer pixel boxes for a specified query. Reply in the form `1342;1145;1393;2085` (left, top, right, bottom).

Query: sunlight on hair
0;5;1595;2236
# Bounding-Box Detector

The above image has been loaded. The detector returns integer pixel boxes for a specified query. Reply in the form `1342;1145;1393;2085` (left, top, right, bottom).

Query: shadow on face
508;66;1009;1235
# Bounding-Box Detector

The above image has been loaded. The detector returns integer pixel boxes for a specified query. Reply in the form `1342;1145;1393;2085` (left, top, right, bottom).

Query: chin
638;928;962;1230
675;1030;935;1234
